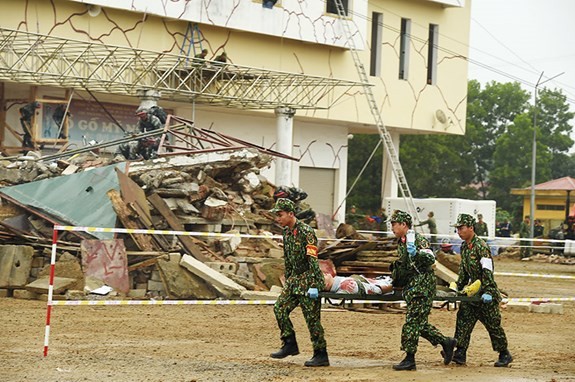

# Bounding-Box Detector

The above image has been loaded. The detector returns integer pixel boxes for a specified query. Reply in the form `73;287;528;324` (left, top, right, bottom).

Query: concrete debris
1;146;408;301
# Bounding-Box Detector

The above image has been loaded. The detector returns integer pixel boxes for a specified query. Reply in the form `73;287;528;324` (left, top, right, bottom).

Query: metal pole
530;71;564;238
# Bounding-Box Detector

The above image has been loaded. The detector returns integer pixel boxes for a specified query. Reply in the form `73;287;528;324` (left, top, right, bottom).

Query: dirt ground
2;258;575;382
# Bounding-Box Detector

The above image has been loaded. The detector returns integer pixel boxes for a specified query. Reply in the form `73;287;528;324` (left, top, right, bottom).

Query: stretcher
320;290;480;308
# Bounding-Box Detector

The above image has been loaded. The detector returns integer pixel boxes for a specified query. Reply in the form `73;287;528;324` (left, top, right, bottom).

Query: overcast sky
468;0;575;149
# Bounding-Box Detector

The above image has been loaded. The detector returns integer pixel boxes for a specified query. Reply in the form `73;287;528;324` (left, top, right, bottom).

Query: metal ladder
333;0;420;224
180;22;203;64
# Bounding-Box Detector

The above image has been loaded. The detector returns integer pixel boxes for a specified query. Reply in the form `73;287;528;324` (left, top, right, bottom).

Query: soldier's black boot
304;348;330;367
494;349;513;367
393;352;416;371
452;348;467;365
440;337;457;365
270;333;299;359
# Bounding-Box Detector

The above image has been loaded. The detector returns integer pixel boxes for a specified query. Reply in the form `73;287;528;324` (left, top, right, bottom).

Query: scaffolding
0;27;365;110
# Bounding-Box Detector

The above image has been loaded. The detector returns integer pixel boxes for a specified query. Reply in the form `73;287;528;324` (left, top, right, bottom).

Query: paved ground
2;258;574;382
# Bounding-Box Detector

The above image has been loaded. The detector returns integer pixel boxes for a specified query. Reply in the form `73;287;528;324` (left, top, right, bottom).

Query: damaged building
0;0;473;299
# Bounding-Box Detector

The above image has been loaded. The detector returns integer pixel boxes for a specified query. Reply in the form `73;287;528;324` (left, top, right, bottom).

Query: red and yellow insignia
306;244;318;258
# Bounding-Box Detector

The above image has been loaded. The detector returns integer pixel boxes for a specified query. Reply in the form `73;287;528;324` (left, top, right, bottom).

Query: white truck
384;197;497;241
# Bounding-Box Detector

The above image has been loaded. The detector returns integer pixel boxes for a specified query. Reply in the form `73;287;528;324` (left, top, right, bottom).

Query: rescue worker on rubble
269;198;329;367
117;108;163;160
19;101;41;149
388;210;456;371
450;213;512;367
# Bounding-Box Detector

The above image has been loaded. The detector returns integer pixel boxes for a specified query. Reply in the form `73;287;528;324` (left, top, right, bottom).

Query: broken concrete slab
0;245;34;288
240;290;279;300
433;261;458;284
157;254;218;299
180;254;246;298
25;276;77;294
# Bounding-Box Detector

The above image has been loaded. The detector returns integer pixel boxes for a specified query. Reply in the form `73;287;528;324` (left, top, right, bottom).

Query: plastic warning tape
54;225;282;240
49;297;575;306
503;297;575;303
495;272;575;280
50;299;277;306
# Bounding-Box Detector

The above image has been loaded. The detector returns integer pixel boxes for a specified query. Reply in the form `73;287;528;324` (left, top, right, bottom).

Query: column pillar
136;89;162;110
274;107;296;186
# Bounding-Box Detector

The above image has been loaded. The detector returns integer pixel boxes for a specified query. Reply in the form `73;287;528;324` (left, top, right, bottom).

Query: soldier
194;48;208;59
214;51;228;63
19;101;41;148
388;210;456;371
450;213;512;367
519;215;532;258
269;198;329;367
474;213;489;237
415;211;438;249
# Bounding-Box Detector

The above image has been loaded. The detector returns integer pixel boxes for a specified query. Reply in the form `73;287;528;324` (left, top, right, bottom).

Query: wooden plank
127;256;163;272
116;168;172;251
147;192;211;262
107;189;154;251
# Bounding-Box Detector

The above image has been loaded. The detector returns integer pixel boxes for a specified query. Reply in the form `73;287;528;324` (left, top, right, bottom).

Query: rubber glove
462;279;482;297
406;242;417;257
307;288;319;299
481;293;493;303
449;281;459;292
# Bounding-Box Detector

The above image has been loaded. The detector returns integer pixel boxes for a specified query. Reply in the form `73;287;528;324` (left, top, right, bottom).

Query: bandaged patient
323;273;393;295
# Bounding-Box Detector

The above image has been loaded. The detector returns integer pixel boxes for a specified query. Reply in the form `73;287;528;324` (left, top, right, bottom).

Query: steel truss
0;27;365;110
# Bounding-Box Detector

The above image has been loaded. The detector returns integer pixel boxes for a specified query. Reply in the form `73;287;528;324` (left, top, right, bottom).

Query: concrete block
531;304;551;314
13;289;38;300
147;280;165;292
240;290;279;300
0;289;10;297
128;289;147;298
31;257;45;268
206;262;238;274
37;294;68;301
136;283;148;290
0;245;34;288
270;285;283;294
546;303;563;314
267;248;283;259
505;301;532;313
151;270;162;282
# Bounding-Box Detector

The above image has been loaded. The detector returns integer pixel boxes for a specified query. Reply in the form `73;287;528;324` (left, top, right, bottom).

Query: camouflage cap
389;210;412;225
270;198;296;213
452;213;476;227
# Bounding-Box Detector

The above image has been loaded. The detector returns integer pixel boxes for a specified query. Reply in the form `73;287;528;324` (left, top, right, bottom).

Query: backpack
149;106;167;124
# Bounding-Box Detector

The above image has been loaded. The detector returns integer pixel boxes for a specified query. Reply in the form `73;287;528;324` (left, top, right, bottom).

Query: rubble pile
0;148;396;301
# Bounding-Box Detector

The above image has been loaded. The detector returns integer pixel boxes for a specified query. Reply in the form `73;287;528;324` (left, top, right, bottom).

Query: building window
326;0;348;16
427;23;438;85
370;12;383;77
537;204;565;211
399;18;411;80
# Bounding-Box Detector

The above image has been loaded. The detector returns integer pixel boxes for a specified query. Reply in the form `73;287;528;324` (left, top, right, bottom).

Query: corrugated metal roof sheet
0;163;127;240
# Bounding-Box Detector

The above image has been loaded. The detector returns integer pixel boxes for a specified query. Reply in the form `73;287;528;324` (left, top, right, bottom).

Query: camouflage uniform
519;219;532;258
273;201;326;350
455;215;508;354
390;213;449;354
474;221;489;237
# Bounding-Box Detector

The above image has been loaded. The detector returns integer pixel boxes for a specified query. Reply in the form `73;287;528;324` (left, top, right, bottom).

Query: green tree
489;113;552;219
531;88;575;179
346;134;382;212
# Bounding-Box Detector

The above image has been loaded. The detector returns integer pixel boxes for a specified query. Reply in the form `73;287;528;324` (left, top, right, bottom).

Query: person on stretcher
323;273;393;295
